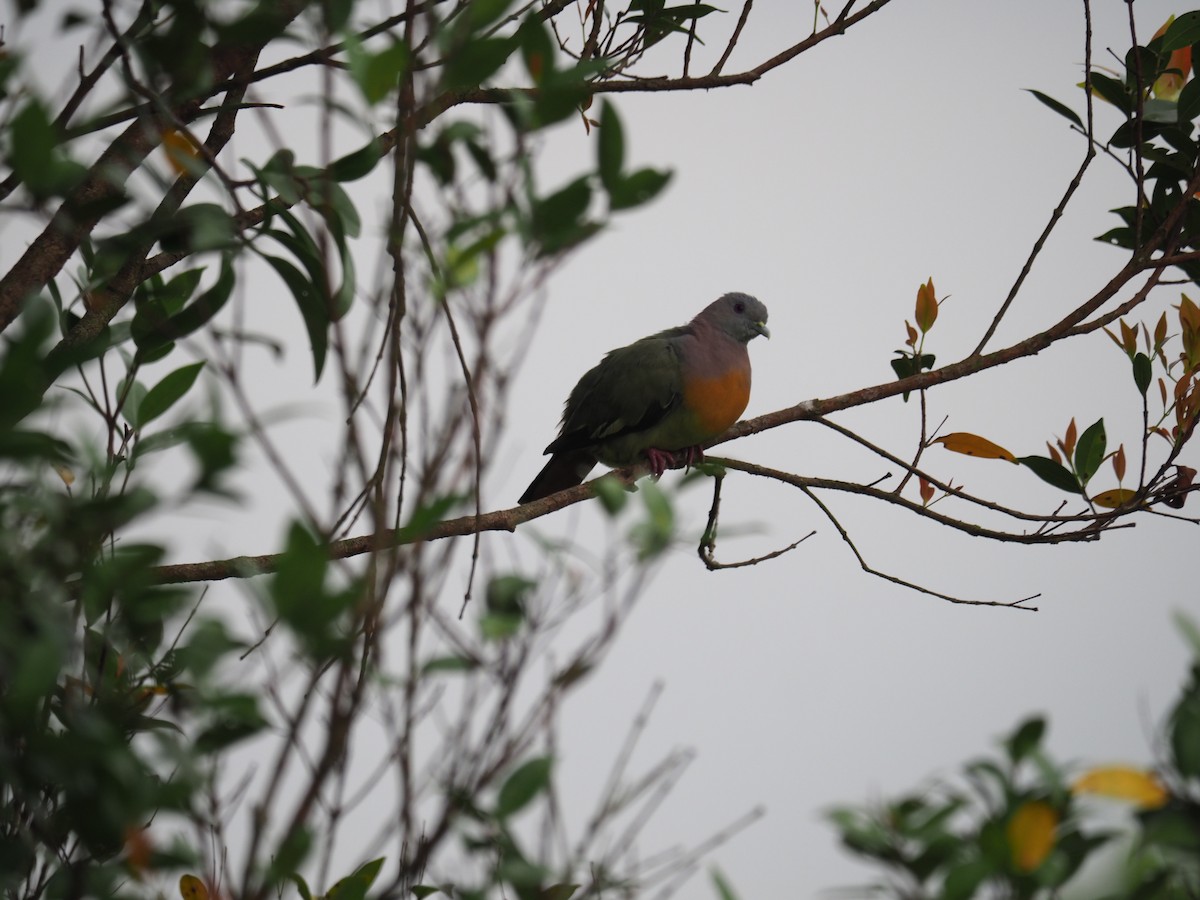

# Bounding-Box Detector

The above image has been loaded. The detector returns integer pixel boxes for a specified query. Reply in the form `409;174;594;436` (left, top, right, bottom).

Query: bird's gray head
697;292;770;343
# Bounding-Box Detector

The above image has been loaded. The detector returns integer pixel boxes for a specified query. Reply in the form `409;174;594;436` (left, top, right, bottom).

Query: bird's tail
518;451;597;504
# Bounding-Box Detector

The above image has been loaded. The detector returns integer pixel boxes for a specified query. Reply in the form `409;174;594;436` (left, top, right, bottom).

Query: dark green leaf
195;693;268;753
496;756;553;818
486;575;535;615
608;167;672;211
360;40;409;104
1133;352;1152;395
597;100;624;192
1025;90;1084;129
532;177;592;239
1005;716;1046;764
327;857;386;900
411;888;443;899
290;874;314;900
1180;77;1200;122
420;655;479;675
1170;669;1200;778
137;361;205;428
1163;12;1200;52
1090;72;1133;114
1018;456;1081;494
518;13;556;82
330;140;382;182
442;37;516;89
1073;418;1106;485
266;826;312;882
134;253;234;361
262;253;329;381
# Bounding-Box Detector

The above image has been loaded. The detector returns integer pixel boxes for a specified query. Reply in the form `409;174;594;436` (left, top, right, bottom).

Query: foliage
827;618;1200;898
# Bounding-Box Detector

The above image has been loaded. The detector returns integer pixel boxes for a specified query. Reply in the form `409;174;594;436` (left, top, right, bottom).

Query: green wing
546;330;685;454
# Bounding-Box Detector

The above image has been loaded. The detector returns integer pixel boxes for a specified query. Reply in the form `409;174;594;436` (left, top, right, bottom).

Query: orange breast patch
682;367;751;438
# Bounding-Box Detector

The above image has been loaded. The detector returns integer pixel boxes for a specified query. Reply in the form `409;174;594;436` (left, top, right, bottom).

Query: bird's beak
755;321;770;339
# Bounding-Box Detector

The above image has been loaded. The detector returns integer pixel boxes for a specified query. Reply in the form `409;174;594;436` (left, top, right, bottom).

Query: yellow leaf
915;277;938;333
163;129;201;176
1007;800;1058;872
52;462;74;486
180;875;209;900
933;432;1016;462
1092;488;1138;509
1073;766;1168;809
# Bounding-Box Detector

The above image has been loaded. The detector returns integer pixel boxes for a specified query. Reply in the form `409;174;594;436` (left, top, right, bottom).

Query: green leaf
531;177;592;244
1018;455;1081;494
479;612;522;641
597;100;624;192
1073;418;1106;486
410;888;443;899
542;884;579;900
1025;90;1083;129
486;575;534;616
710;866;740;900
518;13;556;82
134;253;235;361
1169;668;1200;778
359;40;409;105
1005;716;1046;764
330;140;382;182
266;826;312;882
496;756;553;818
441;36;516;89
1179;78;1200;122
1163;12;1200;51
592;473;629;514
420;655;479;675
261;253;329;381
1133;352;1152;396
289;874;314;900
195;693;268;752
1090;72;1132;114
327;858;385;900
607;167;672;211
136;361;205;428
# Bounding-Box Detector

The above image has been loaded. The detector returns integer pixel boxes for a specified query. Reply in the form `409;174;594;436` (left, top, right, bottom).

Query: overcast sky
5;0;1198;896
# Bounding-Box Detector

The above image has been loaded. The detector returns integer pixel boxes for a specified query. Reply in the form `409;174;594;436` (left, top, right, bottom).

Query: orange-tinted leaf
1160;377;1169;408
915;277;938;333
1064;418;1078;460
933;432;1017;462
180;875;209;900
163;129;201;176
1007;801;1058;872
1046;442;1062;465
1073;766;1168;809
905;320;918;348
125;826;152;873
1102;325;1126;352
1155;312;1169;350
1119;319;1137;355
1153;15;1192;101
1113;443;1126;482
919;476;935;505
1092;488;1138;509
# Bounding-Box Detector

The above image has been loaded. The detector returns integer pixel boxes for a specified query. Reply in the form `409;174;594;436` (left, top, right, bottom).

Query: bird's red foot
644;447;675;478
679;445;705;469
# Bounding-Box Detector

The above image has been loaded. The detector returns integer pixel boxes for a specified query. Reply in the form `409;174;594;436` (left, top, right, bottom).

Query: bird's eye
734;301;746;314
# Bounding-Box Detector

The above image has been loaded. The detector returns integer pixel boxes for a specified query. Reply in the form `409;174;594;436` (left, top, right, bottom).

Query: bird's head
700;292;770;343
